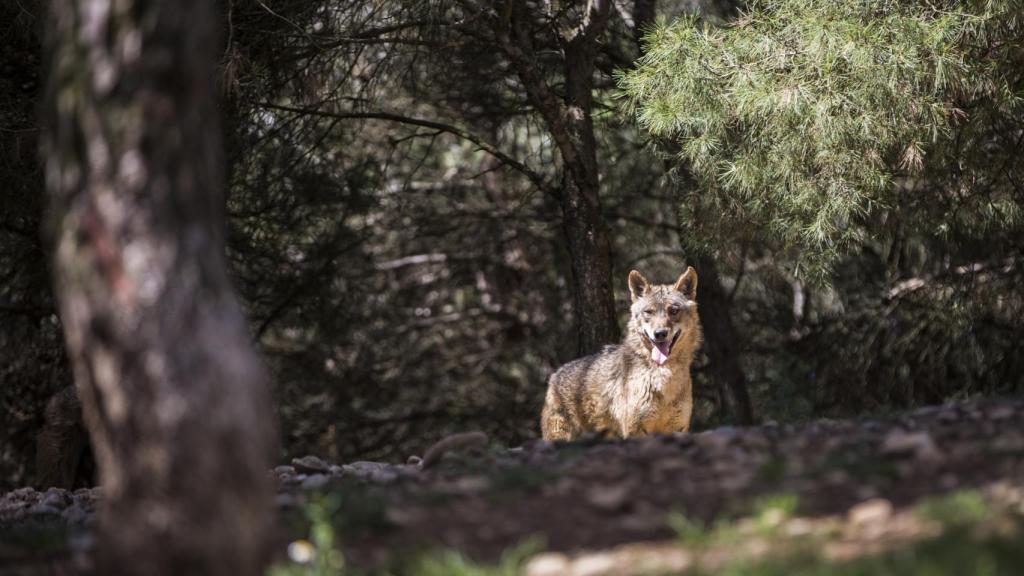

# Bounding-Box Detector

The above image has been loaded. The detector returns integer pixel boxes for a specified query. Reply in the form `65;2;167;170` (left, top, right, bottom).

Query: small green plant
668;511;713;546
751;493;798;535
412;541;540;576
916;490;990;526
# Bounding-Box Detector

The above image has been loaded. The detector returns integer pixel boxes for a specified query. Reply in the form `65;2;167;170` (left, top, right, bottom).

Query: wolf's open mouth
649;331;680;365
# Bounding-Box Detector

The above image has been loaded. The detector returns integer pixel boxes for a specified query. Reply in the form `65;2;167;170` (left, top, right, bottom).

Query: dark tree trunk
559;13;620;355
43;1;277;574
493;0;620;355
694;255;755;424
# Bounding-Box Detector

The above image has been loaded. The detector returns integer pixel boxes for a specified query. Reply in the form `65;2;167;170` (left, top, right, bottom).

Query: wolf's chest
630;364;679;397
615;364;686;427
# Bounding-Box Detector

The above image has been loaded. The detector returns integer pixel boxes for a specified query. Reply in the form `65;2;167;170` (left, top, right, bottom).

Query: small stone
586;482;632;513
824;470;850;486
328;465;344;476
407;455;423;466
451;476;490;493
41;488;70;509
988;405;1016;420
12;487;35;499
849;498;892;526
274;493;299;508
62;504;89;525
301;474;330;491
880;430;941;461
696;430;733;452
524;552;570;576
569;552;617;575
369;468;399;484
273;465;296;476
855;485;879;500
394;464;421;476
348;461;386;472
785;518;814;536
28;504;62;517
291;456;330;474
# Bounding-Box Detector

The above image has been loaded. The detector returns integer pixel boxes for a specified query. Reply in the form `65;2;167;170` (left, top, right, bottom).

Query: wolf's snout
653;328;670;340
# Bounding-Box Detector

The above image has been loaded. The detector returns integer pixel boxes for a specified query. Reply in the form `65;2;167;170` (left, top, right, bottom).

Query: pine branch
257;101;557;197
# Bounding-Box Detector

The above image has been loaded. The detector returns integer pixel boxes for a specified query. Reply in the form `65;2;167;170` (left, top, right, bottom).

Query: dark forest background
3;0;1023;489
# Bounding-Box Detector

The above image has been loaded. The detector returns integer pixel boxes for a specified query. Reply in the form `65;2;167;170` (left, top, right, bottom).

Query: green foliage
268;494;537;576
412;542;539;576
917;489;990;525
620;0;1024;274
670;491;800;548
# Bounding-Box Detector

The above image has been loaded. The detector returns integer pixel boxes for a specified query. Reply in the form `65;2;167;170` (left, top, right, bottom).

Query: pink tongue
651;342;670;365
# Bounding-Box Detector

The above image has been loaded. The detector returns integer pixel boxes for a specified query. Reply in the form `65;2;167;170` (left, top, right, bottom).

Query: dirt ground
3;396;1024;574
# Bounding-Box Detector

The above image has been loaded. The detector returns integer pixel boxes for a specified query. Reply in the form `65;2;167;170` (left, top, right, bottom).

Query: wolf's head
627;267;699;366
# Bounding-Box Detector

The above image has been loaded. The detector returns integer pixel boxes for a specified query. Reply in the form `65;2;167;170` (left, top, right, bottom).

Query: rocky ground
3;396;1024;575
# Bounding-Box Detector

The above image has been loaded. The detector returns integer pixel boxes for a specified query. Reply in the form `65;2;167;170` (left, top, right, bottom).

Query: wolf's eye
668;306;680;315
643;309;654;316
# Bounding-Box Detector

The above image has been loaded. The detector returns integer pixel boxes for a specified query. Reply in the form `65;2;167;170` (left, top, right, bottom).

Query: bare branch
256;101;557;197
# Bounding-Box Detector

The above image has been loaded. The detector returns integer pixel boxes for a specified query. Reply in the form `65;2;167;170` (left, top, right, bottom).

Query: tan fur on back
541;268;702;440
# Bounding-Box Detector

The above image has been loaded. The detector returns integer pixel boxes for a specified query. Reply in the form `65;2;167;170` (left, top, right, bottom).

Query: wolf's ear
673;267;698;300
628;270;650;301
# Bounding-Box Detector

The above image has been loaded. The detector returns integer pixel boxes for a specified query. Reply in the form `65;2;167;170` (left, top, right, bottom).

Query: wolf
541;267;702;440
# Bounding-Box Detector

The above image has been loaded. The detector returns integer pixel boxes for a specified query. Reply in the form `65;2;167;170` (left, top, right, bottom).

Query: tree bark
493;1;620;355
43;1;277;574
694;255;755;424
559;7;620;355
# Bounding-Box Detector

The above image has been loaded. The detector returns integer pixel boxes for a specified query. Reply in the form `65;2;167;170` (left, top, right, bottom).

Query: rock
28;504;62;517
11;487;35;499
301;474;330;491
848;498;893;526
524;552;570;576
291;456;330;474
880;430;941;461
695;430;733;452
274;493;301;508
62;504;90;525
348;461;387;472
394;464;421;476
41;488;70;509
586;482;632;513
451;476;490;493
369;468;399;484
328;465;344;476
343;461;394;480
274;465;296;476
988;405;1016;420
407;455;423;466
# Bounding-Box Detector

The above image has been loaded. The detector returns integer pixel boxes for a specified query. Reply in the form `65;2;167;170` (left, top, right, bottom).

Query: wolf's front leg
674;399;694;433
619;412;648;438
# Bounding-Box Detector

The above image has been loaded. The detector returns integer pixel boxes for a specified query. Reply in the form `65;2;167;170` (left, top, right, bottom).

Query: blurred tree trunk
43;1;276;574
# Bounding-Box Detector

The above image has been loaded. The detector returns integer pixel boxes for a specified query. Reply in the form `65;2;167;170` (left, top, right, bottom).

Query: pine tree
620;0;1024;276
